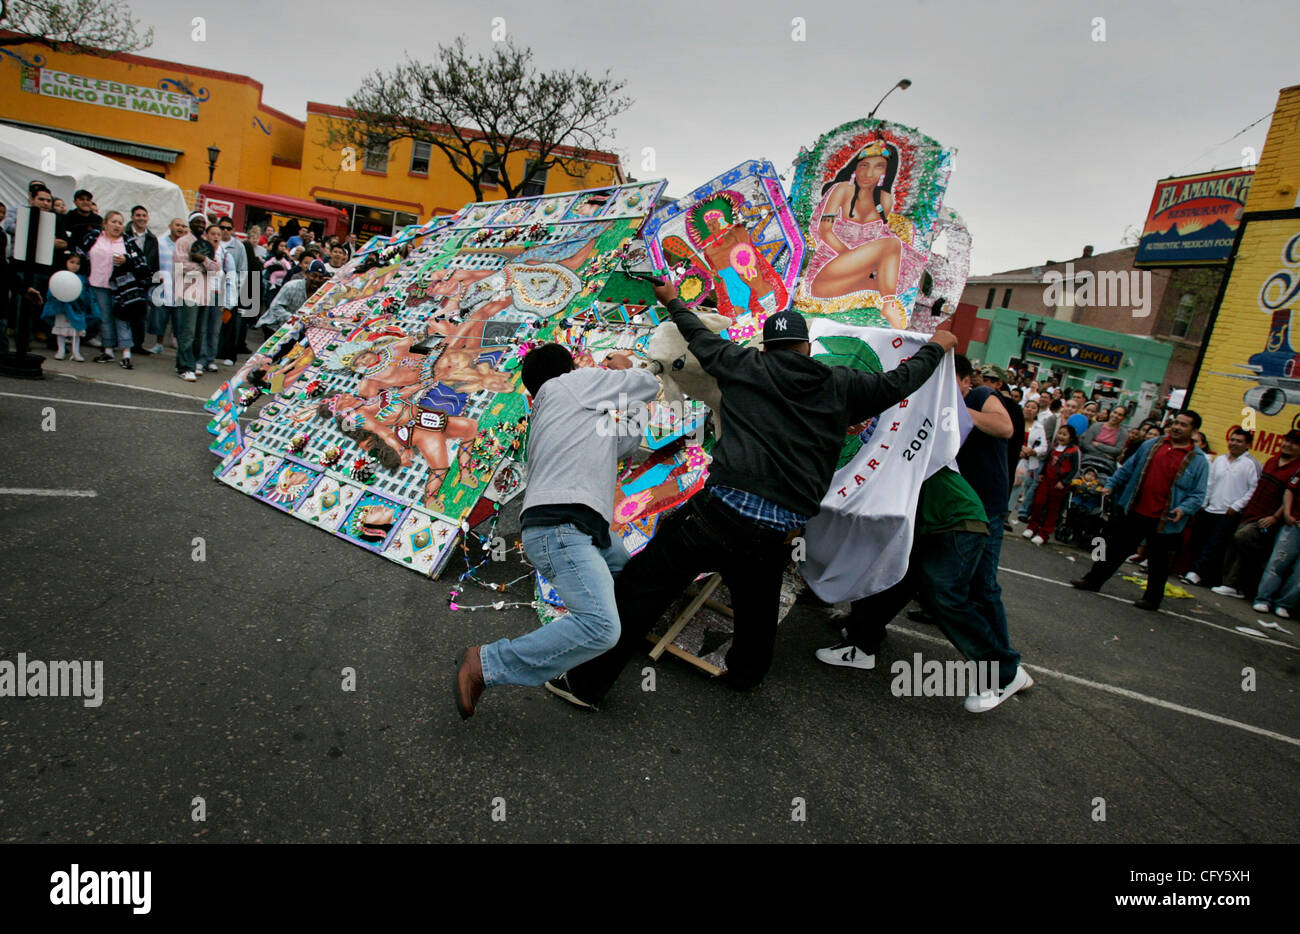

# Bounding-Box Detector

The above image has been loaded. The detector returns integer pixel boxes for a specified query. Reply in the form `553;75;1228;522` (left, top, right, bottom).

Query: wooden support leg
648;572;723;660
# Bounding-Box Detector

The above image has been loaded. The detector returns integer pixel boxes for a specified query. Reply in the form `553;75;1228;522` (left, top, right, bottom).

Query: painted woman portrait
799;139;909;328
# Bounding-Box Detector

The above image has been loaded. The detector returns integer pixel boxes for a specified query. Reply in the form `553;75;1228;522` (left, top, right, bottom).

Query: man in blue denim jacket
1072;410;1209;610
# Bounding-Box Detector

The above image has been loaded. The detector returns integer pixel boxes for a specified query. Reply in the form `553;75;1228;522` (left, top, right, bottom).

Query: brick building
961;244;1225;392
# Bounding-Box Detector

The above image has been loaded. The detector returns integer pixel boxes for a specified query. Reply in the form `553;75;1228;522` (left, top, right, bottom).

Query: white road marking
891;625;1300;748
0;391;205;417
0;488;98;497
998;564;1298;651
52;372;208;402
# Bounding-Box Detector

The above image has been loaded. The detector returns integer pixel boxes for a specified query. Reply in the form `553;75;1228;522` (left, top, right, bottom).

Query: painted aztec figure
790;119;954;329
643;160;803;319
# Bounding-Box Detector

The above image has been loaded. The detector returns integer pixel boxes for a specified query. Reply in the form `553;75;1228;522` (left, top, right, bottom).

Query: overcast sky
127;0;1296;274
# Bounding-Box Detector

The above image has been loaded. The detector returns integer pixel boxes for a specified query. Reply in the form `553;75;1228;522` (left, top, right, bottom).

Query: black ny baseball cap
762;310;809;344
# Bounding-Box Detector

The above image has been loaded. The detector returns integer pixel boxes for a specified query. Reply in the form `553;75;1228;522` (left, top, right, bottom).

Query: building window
1172;293;1196;339
1002;288;1013;308
364;138;389;174
480;155;503;188
985;287;996;309
410;141;431;175
521;160;548;196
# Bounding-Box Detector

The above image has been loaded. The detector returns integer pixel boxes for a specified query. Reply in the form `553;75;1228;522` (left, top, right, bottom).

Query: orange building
0;32;625;239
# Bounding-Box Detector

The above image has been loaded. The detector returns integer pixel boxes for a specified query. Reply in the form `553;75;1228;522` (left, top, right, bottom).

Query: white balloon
48;270;84;303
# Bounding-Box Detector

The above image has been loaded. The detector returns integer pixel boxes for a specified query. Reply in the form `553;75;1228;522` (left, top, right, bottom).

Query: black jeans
1082;510;1182;607
218;314;249;362
849;529;1021;687
566;489;794;702
1189;511;1240;586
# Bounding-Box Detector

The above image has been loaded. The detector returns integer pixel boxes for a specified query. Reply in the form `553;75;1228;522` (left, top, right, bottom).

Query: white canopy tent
0;124;189;237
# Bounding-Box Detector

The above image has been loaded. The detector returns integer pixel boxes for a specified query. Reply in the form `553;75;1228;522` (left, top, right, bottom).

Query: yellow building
1187;85;1300;458
0;32;624;238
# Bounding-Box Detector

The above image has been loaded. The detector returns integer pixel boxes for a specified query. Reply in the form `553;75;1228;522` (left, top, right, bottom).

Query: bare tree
327;37;632;201
0;0;154;52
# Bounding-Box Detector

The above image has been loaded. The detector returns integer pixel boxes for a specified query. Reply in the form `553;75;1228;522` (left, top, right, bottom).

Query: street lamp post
207;144;221;184
867;79;912;121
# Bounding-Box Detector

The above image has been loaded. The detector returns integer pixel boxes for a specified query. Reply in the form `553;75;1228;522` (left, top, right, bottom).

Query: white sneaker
1022;528;1034;539
192;369;203;379
1211;585;1245;599
71;352;85;362
1182;572;1201;585
147;344;164;354
219;358;235;366
178;371;197;382
1277;607;1291;619
814;643;876;670
1008;518;1020;527
53;350;65;360
1031;535;1044;546
964;665;1034;713
206;363;219;372
87;337;102;348
1253;601;1270;613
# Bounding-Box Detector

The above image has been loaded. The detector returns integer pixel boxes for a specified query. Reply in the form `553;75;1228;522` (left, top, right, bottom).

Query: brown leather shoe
454;646;486;720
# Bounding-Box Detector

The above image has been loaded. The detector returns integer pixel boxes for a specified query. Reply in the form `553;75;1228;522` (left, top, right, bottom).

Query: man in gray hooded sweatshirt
454;343;660;718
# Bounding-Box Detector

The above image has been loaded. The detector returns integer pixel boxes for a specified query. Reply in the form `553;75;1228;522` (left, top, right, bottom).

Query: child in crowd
1071;466;1103;495
1023;425;1081;545
41;254;96;362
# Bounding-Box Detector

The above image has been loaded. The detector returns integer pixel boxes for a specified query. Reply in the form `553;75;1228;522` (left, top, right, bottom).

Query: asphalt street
1;373;1297;843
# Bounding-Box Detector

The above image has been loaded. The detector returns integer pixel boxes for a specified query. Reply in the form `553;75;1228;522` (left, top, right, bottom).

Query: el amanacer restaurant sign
1135;168;1254;267
20;66;198;121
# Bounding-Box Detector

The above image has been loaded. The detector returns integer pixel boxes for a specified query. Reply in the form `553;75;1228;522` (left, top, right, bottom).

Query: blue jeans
971;508;1014;669
479;524;629;687
195;305;222;368
916;528;1021;686
1015;468;1040;520
175;305;199;373
89;286;119;348
1255;525;1300;610
147;303;177;339
848;528;1021;686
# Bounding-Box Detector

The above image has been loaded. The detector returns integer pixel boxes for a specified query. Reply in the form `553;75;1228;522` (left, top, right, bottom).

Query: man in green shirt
817;467;1032;713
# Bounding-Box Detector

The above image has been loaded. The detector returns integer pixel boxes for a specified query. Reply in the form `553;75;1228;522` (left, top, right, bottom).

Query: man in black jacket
550;281;958;708
127;206;160;352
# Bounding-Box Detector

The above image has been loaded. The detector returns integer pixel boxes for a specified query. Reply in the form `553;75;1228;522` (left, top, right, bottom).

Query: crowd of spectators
2;179;357;381
993;365;1297;617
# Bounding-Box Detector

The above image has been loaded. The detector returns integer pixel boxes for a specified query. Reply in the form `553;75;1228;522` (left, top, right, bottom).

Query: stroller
1054;453;1115;547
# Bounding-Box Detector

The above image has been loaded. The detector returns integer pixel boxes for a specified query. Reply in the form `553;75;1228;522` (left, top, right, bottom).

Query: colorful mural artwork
206;181;666;579
790;119;954;329
643;159;802;320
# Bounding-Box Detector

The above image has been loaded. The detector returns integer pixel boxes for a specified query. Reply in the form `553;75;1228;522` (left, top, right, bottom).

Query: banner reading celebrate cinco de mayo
23;67;198;122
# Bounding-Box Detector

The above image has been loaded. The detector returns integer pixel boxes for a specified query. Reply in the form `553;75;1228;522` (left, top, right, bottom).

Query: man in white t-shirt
1183;427;1261;586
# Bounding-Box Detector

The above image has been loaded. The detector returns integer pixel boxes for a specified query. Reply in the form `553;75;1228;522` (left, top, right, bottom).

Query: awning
199;184;346;222
0;120;182;164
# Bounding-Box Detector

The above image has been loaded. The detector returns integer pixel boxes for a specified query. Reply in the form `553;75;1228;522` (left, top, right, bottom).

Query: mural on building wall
789;119;954;330
1193;217;1300;456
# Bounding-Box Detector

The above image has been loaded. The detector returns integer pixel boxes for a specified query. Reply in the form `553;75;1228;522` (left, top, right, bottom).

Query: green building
967;307;1173;416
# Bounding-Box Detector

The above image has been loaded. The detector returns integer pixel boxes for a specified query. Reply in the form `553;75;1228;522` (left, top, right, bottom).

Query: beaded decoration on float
790;119;954;330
